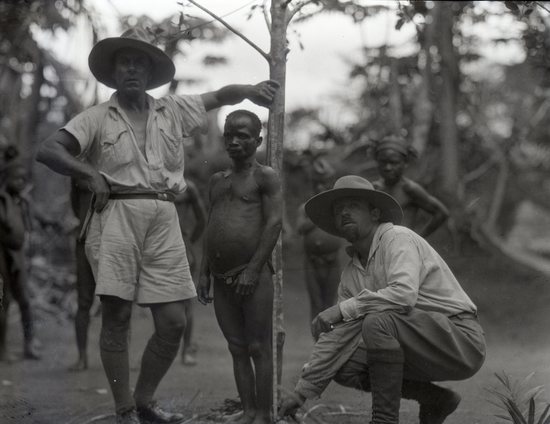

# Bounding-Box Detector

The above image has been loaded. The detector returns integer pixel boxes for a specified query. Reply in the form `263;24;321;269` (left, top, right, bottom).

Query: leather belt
109;192;175;202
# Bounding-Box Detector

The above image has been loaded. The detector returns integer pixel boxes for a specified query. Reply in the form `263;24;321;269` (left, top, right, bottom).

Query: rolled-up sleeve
339;234;421;321
63;109;101;158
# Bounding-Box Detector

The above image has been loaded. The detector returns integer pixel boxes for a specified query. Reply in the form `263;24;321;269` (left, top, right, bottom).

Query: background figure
198;110;283;424
371;135;449;238
296;156;342;328
68;178;96;371
0;149;41;360
174;178;207;366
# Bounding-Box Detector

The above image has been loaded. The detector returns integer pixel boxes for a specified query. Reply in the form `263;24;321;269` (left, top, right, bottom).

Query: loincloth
211;261;274;286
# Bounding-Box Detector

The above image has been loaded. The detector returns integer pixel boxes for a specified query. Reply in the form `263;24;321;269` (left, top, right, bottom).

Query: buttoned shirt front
63;92;207;194
295;222;478;399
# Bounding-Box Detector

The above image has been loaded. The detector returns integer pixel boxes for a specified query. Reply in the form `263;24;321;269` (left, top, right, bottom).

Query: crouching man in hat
279;176;486;424
37;27;278;424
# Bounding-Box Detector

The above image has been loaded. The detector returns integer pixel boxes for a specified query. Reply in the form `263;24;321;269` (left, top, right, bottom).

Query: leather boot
401;380;461;424
367;348;404;424
137;401;184;424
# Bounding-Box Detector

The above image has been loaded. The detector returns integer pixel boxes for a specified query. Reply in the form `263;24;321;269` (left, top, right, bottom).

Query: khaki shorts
85;198;196;304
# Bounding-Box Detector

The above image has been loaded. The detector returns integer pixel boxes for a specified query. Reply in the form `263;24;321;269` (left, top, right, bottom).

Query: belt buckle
157;193;167;201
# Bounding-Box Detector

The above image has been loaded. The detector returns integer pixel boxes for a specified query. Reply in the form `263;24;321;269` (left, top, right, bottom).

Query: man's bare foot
250;414;271;424
227;411;255;424
68;357;88;372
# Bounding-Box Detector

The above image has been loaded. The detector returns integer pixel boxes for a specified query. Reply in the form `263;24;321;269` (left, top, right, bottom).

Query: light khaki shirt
64;92;207;194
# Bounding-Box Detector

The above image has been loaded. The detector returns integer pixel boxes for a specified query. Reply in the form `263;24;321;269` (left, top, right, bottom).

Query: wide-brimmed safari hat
305;175;403;236
88;27;175;90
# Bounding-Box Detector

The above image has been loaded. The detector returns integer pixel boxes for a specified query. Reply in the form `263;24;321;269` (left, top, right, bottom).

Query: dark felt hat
305;175;403;236
88;27;175;90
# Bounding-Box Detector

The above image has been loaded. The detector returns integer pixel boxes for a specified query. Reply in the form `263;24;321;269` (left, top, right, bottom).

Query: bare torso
374;177;419;227
206;167;265;274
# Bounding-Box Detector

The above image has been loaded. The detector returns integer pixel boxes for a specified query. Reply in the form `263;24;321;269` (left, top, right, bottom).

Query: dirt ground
1;239;549;424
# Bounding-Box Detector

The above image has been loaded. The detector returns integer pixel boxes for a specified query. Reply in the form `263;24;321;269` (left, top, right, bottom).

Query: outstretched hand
278;392;305;419
247;80;280;107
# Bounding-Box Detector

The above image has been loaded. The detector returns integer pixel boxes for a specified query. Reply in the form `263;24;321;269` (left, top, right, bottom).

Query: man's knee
362;312;392;333
227;340;248;358
100;296;132;323
247;340;270;360
362;312;400;350
151;301;188;341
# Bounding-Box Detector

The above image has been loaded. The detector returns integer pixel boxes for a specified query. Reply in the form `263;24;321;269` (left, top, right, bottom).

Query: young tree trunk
389;57;403;133
435;1;460;197
411;6;435;156
267;0;288;415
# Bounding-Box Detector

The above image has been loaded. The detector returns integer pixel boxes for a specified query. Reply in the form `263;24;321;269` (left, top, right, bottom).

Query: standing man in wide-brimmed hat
279;175;486;424
37;27;279;424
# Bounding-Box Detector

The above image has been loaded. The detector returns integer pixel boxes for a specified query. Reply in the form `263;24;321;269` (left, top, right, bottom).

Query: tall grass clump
486;371;550;424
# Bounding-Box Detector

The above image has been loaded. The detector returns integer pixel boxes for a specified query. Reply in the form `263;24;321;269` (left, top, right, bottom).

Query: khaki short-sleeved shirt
63;92;207;194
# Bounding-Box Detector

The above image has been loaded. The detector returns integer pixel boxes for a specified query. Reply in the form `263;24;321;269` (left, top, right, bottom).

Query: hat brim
305;188;403;236
88;37;175;90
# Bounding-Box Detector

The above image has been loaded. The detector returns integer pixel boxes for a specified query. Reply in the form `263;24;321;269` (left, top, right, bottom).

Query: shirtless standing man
372;135;449;238
174;179;206;365
296;156;342;327
197;110;282;424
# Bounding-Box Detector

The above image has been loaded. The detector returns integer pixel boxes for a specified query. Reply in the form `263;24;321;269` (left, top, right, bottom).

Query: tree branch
262;0;272;31
287;0;314;24
186;0;270;61
535;1;550;15
462;155;497;185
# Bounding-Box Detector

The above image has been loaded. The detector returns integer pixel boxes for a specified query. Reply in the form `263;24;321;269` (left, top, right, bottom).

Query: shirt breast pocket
159;125;184;172
100;130;132;171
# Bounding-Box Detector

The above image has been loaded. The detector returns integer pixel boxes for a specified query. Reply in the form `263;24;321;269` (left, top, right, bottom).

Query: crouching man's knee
362;312;400;351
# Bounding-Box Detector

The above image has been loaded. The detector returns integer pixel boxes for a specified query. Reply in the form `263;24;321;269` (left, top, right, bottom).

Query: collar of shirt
345;222;394;270
107;92;166;118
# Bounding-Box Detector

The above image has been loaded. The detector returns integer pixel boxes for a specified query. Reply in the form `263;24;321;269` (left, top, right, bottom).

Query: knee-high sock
134;332;181;407
99;326;134;413
367;348;404;424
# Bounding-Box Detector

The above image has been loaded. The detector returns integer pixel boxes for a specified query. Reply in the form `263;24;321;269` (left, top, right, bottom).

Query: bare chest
211;172;261;206
125;111;148;156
